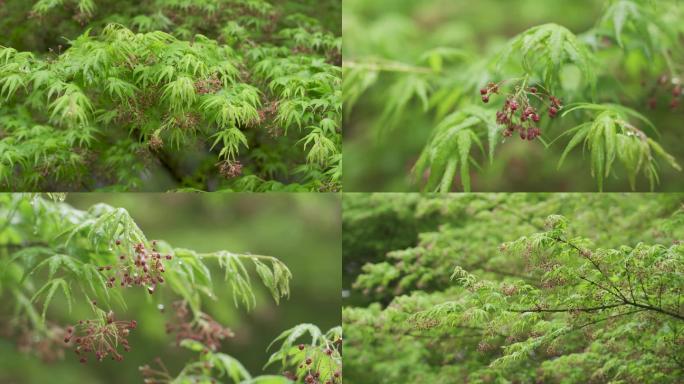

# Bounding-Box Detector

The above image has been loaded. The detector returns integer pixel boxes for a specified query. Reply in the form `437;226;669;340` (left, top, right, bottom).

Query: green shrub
344;193;684;383
0;0;341;191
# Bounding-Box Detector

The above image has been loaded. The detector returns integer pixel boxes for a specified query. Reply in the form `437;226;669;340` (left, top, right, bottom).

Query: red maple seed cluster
139;357;174;384
148;134;163;151
480;81;562;141
258;100;279;125
194;76;222;95
284;342;342;384
72;12;90;26
6;320;66;363
646;74;682;110
218;160;243;179
165;301;234;351
64;311;136;363
170;113;200;130
101;240;171;294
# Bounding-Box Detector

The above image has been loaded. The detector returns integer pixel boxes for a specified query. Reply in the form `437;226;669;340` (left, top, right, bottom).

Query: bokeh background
343;0;684;192
0;193;340;383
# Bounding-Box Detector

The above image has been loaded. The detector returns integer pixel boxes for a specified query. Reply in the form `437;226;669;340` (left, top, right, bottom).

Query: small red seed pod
298;344;305;351
481;95;489;103
480;88;488;95
550;96;561;107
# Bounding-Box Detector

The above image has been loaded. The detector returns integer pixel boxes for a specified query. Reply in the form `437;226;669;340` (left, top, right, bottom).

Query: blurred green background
343;0;684;192
0;193;340;383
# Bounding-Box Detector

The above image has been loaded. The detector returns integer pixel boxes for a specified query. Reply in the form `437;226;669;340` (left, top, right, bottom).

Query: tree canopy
343;193;684;383
0;0;341;191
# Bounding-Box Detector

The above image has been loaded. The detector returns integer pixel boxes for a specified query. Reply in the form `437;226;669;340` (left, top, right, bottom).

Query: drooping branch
509;302;627;313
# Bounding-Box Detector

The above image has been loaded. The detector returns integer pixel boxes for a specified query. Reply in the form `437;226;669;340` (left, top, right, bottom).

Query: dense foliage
344;0;683;192
0;0;341;191
0;194;342;383
343;193;684;383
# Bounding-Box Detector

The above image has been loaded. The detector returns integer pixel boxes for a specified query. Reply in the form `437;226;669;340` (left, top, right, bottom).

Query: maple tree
344;0;683;192
0;0;341;191
344;193;684;383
